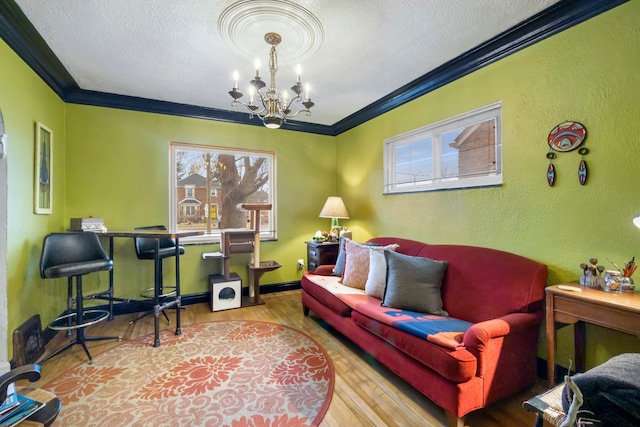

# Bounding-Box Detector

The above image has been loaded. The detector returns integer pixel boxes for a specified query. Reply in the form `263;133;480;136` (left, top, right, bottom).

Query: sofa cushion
382;250;448;316
301;273;353;317
341;238;371;288
365;244;400;299
332;237;347;276
341;239;395;289
333;237;383;277
351;311;477;383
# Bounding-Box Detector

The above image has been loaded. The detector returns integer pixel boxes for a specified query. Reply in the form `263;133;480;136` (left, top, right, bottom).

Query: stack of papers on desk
0;384;44;426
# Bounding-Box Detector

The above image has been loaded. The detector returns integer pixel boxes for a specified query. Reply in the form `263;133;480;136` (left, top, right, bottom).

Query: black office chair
130;225;185;325
39;232;121;364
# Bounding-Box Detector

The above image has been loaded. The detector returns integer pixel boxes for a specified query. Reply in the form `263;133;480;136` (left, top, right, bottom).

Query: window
384;102;502;194
170;143;276;243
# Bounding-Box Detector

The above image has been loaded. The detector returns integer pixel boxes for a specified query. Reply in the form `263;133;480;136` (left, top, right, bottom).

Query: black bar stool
129;225;185;325
39;232;121;364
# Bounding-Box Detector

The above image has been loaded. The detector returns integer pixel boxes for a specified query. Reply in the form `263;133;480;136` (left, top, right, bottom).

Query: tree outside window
170;143;276;243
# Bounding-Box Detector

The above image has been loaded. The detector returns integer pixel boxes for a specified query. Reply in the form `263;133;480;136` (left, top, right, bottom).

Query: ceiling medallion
217;0;324;65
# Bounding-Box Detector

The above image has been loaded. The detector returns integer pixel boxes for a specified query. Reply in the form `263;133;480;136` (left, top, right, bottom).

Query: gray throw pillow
382;250;448;316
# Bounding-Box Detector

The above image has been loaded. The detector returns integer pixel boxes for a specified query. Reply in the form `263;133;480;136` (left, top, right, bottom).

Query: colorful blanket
334;292;472;350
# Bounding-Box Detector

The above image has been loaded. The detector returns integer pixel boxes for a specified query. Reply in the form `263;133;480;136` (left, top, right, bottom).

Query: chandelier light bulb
248;86;256;103
254;58;261;76
232;71;239;88
295;64;302;82
304;84;311;101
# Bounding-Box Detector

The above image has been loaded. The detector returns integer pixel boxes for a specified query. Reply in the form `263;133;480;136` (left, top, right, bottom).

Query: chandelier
228;32;315;129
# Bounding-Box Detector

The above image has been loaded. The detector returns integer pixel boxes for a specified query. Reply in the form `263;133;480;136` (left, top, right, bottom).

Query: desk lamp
319;197;349;230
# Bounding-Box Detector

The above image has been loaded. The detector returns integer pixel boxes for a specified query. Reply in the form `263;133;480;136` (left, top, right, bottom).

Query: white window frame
384;102;502;194
169;142;277;244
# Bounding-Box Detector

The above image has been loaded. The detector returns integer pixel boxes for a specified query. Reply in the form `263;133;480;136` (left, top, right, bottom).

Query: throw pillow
332;237;347;276
340;238;371;289
365;244;399;299
382;250;448;316
334;238;384;276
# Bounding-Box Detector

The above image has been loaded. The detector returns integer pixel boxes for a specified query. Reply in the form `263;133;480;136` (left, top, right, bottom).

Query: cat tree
218;204;281;306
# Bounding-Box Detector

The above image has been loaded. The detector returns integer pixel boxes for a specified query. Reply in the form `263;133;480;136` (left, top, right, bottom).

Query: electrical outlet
297;259;305;270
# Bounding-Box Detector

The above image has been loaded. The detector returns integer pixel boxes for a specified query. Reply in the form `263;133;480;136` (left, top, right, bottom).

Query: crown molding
332;0;628;135
0;1;77;97
64;88;336;135
0;0;626;136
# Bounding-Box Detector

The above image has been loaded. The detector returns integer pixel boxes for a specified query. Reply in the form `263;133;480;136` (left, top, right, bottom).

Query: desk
545;284;640;387
99;230;203;347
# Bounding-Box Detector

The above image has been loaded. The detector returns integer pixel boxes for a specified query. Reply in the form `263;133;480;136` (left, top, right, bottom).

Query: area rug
44;320;334;426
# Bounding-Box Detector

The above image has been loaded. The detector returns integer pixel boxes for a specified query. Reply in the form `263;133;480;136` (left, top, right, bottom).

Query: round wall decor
548;121;586;152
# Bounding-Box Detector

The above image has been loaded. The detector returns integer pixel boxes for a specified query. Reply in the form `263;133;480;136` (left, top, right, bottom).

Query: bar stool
129;225;185;325
39;232;121;364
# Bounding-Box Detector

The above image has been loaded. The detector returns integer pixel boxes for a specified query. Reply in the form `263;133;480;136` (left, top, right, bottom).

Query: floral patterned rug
44;320;334;426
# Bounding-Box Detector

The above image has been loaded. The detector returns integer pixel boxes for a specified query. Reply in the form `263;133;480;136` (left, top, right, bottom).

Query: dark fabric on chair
562;353;640;426
40;233;112;279
133;225;184;260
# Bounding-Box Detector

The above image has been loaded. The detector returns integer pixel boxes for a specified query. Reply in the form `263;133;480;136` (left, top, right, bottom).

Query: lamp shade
319;197;349;219
634;215;640;229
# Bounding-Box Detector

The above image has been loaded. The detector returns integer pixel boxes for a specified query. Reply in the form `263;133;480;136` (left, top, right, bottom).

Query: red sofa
301;237;548;427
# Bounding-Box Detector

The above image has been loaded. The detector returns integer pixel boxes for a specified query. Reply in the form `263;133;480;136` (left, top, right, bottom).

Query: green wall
1;1;639;369
1;39;336;356
63;105;335;300
0;40;67;349
336;1;640;369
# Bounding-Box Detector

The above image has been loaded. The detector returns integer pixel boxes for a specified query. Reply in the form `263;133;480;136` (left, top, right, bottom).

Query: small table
305;241;339;272
545;283;640;387
99;229;203;347
16;386;60;427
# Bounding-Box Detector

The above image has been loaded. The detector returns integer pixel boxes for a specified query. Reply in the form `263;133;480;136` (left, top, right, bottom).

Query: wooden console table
545;283;640;387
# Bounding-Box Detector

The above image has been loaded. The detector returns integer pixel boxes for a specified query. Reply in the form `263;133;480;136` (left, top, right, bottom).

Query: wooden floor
29;290;546;427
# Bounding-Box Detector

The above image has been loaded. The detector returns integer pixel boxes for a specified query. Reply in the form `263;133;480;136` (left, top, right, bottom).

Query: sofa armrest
463;312;541;351
462;311;543;392
311;265;335;276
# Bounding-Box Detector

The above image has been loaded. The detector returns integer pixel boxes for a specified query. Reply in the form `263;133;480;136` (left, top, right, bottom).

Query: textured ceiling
12;0;562;127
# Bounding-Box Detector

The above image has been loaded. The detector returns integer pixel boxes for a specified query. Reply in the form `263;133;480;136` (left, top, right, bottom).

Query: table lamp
319;196;349;230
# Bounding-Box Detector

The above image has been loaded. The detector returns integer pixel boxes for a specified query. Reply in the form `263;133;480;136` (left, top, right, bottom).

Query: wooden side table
305;241;339;272
16;386;60;427
545;283;640;387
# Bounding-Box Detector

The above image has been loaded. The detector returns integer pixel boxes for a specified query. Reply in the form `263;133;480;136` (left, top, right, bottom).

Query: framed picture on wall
34;122;52;214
